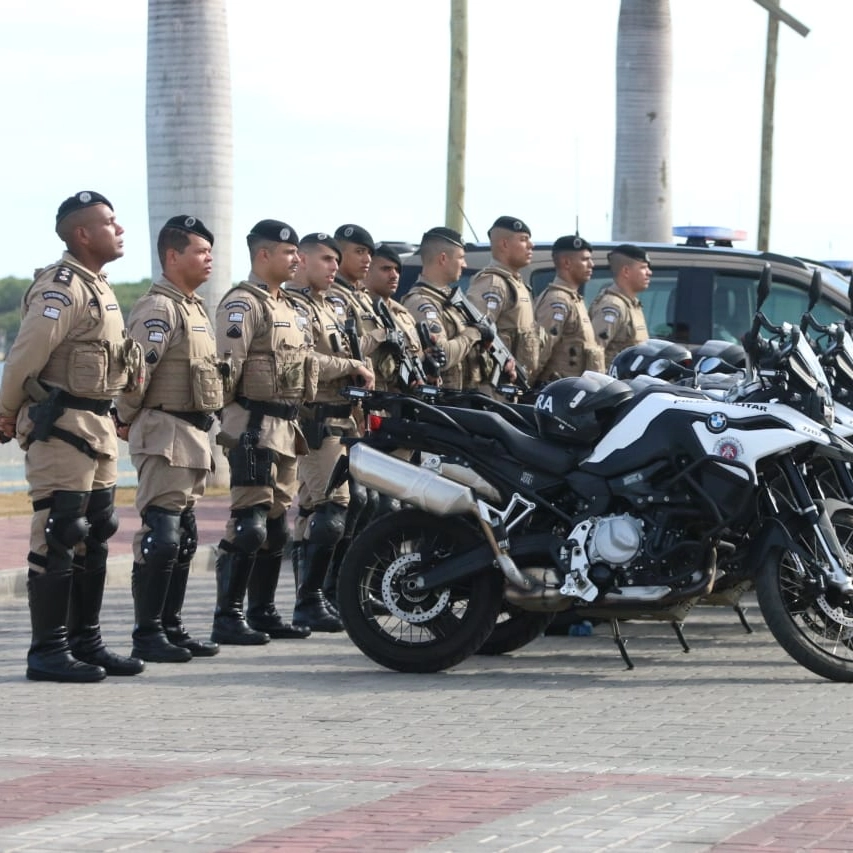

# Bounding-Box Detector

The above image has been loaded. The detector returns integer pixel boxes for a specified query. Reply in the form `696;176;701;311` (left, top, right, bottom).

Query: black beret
373;243;402;271
55;191;113;227
553;234;592;253
334;224;375;252
162;215;215;247
419;226;465;249
608;244;650;264
300;232;342;262
488;216;531;237
247;219;299;245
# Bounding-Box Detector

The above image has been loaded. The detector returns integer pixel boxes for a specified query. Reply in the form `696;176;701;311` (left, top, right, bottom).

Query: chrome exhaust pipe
348;443;479;516
348;444;535;590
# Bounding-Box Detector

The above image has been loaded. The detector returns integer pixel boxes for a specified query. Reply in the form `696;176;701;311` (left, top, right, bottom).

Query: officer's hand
476;318;496;345
116;423;130;442
355;364;375;390
0;414;15;443
503;357;518;383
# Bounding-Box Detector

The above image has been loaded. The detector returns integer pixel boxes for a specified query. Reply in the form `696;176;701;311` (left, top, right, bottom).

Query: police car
396;227;852;347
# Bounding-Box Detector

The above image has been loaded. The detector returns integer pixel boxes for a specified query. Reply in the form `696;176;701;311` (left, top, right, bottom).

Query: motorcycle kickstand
670;621;690;653
733;604;754;634
609;620;634;670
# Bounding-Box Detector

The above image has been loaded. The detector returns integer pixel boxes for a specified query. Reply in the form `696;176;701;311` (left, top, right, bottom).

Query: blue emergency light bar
673;226;747;248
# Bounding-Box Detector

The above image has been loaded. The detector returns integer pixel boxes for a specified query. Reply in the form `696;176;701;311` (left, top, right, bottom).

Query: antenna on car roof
458;204;480;243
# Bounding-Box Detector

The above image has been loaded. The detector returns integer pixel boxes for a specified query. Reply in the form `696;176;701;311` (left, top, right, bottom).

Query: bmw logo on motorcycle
707;412;728;433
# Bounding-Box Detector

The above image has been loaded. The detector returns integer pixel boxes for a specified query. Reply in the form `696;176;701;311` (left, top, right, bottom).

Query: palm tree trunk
612;0;673;243
146;0;233;309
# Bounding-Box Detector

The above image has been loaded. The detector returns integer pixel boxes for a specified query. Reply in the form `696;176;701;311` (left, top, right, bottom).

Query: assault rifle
342;317;366;386
416;321;446;380
447;287;530;394
373;298;429;390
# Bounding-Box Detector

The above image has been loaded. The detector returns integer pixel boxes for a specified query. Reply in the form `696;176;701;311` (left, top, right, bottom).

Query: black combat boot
68;560;145;675
246;550;310;639
293;543;344;632
131;562;192;662
163;561;220;656
26;569;106;683
211;549;270;645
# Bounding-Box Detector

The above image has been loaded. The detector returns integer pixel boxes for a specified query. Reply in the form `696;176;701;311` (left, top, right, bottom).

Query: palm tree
146;0;233;308
612;0;672;243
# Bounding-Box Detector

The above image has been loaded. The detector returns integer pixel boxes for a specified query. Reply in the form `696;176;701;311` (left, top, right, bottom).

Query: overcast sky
1;0;850;283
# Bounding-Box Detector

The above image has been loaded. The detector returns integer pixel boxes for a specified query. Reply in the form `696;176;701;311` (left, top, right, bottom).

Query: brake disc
381;552;452;623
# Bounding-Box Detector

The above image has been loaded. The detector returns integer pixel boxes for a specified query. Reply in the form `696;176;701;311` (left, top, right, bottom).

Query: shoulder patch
53;266;74;285
145;349;159;364
225;299;251;311
226;325;242;338
42;306;61;320
601;307;620;323
42;290;72;306
144;318;171;332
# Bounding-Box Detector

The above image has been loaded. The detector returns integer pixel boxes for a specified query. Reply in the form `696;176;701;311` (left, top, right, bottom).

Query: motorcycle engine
587;514;644;566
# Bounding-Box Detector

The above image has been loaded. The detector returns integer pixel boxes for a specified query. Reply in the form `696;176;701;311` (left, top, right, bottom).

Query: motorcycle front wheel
755;509;853;682
337;508;504;673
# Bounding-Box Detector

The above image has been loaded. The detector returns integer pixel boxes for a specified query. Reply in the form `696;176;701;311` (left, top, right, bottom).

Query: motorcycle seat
438;406;580;473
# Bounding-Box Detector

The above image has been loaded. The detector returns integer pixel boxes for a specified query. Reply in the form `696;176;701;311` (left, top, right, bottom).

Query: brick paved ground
3;568;853;851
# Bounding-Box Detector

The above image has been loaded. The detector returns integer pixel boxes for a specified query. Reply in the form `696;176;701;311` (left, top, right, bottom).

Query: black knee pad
264;514;289;557
86;486;119;546
40;490;90;572
229;504;268;556
140;506;182;570
179;507;198;563
307;502;347;547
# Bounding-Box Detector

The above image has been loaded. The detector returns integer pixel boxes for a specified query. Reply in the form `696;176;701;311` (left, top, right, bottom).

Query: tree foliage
0;277;153;356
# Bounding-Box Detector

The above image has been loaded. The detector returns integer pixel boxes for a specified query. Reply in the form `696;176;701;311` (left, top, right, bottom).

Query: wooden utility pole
754;0;808;251
445;0;467;236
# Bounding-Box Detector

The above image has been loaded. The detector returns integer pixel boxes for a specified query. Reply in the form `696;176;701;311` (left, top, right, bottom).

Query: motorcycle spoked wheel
755;509;853;682
477;604;555;656
337;508;504;673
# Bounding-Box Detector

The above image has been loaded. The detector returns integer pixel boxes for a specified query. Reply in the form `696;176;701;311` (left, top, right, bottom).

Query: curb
0;544;219;601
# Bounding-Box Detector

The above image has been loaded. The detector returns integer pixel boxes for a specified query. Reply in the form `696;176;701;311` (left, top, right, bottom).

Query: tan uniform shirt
366;297;425;392
466;259;542;378
589;283;649;367
117;278;219;469
0;251;135;457
287;288;365;405
400;278;479;390
534;278;605;383
329;278;383;358
216;274;315;456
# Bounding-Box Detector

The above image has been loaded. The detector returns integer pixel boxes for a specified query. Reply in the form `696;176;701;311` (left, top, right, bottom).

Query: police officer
400;226;482;391
210;220;312;645
325;224;387;592
0;191;144;682
466;216;542;396
363;243;428;392
115;215;223;663
289;233;375;630
588;243;651;367
534;234;605;383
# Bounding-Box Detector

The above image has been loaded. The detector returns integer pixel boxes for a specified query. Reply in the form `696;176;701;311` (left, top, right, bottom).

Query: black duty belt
161;410;216;432
305;402;353;419
236;396;300;421
54;389;112;416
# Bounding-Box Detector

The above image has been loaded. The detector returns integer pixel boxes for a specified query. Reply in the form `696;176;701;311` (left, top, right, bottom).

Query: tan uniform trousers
223;454;298;544
131;453;207;562
26;436;117;573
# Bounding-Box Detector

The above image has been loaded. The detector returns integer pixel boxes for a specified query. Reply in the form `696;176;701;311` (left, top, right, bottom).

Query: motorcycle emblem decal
713;437;744;461
521;471;534;485
707;412;728;433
